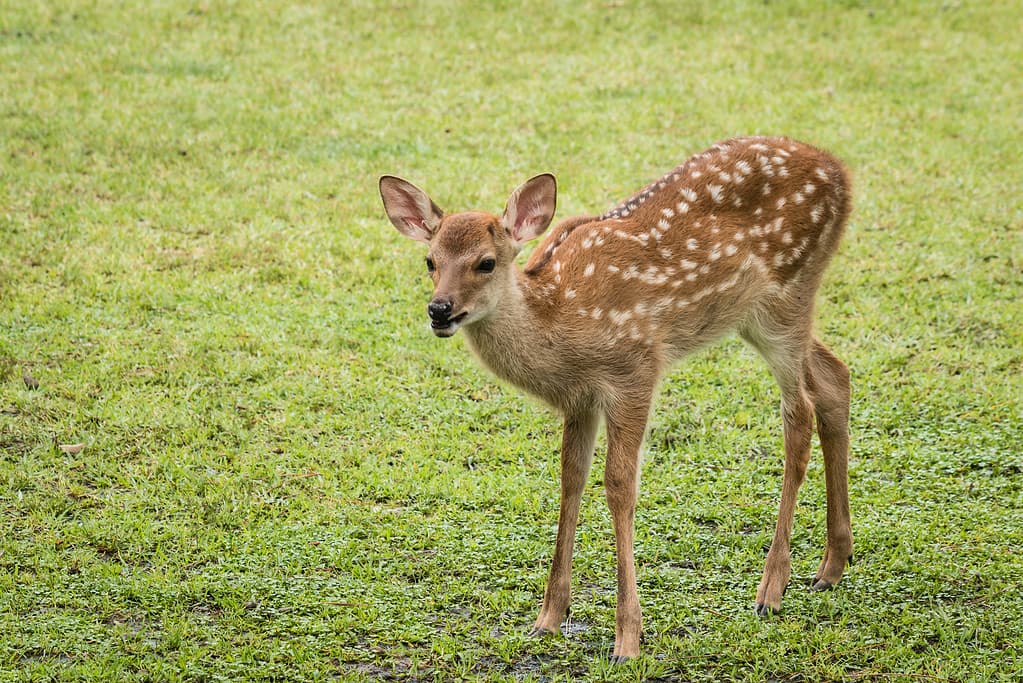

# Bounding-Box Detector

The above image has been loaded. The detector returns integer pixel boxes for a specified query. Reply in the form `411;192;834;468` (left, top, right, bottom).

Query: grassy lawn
2;1;1021;681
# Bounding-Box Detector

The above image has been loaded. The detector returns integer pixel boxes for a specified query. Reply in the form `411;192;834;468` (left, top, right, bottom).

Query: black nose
428;300;453;321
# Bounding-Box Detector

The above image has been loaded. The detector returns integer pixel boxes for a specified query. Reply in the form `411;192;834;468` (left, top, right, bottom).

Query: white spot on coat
811;203;824;224
608;309;632;325
614;229;646;245
717;274;740;292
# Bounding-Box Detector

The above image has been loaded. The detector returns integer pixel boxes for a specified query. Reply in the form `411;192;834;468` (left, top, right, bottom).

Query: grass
2;1;1021;681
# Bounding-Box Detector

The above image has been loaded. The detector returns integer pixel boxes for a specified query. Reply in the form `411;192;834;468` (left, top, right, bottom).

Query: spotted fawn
380;136;853;661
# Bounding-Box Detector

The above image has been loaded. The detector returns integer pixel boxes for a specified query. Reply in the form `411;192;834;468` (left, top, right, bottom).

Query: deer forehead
431;212;505;259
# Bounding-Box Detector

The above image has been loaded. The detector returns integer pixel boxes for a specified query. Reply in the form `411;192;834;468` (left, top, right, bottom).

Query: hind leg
805;338;853;590
755;375;814;615
740;321;815;616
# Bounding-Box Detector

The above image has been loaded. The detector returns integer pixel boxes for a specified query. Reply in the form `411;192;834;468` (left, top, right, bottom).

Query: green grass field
2;1;1022;681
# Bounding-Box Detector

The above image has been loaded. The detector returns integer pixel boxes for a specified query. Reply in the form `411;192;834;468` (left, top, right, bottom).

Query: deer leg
806;339;853;590
755;381;814;616
603;393;651;661
530;408;599;637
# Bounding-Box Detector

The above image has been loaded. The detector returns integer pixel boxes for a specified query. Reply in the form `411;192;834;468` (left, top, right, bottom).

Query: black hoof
811;579;834;592
527;626;554;638
848;553;855;566
609;654;632;665
753;602;780;618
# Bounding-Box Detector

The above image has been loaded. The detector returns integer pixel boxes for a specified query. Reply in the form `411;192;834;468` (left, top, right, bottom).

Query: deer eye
477;257;496;273
425;257;436;272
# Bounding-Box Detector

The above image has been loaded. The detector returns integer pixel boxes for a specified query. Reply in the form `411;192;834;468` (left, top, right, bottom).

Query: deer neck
462;270;555;401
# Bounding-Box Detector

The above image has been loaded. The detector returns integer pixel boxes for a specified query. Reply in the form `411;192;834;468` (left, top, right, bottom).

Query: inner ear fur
502;173;557;246
380;175;444;244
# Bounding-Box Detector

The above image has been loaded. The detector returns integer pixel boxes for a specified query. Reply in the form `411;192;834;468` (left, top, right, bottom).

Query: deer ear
501;174;557;247
379;176;444;244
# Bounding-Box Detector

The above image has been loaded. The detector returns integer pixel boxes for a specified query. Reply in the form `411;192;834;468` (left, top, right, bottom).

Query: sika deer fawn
380;136;852;661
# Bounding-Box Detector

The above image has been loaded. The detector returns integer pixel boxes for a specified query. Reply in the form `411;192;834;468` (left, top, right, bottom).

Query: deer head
379;174;557;337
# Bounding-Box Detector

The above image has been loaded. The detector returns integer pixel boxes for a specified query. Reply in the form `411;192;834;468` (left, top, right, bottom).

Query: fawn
379;136;852;661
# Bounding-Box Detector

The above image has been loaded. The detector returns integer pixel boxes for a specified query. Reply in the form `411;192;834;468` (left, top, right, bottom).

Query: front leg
603;392;652;661
530;408;599;636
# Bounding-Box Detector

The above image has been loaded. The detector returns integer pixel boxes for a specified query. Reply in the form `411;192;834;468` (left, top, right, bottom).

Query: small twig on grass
314;494;410;511
278;470;321;480
847;671;955;682
965;583;1013;606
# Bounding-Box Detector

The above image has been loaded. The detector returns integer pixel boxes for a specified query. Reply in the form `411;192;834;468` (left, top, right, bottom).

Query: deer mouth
430;312;468;336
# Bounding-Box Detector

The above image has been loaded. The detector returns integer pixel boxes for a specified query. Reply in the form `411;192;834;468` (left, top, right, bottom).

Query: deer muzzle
427;298;466;336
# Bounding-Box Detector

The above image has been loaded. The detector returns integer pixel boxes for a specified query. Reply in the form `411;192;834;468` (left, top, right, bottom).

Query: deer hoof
810;578;834;592
753;602;780;618
609;654;632;665
527;626;554;638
